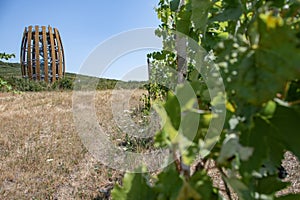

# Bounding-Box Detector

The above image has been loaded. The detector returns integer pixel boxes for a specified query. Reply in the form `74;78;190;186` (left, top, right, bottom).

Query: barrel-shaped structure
20;25;65;83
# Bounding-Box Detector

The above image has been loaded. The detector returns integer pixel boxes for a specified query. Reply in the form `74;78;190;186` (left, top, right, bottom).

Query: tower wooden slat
27;26;33;79
20;27;27;77
57;30;66;76
48;26;56;83
35;25;41;80
54;28;63;79
42;26;49;82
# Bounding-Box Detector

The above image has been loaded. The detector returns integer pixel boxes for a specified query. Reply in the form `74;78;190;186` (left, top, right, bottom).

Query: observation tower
20;25;65;83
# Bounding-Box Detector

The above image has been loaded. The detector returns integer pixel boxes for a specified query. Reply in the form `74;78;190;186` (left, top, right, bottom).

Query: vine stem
289;99;300;106
219;167;233;200
172;144;190;179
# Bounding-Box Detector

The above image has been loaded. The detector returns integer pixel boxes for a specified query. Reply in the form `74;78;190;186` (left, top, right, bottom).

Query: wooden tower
20;25;65;83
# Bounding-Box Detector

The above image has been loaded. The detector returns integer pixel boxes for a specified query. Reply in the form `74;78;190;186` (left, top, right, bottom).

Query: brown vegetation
0;90;144;199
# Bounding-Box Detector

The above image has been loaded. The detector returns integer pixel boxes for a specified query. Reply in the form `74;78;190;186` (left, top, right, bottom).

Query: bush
1;76;74;92
52;77;74;90
5;77;50;91
0;77;12;92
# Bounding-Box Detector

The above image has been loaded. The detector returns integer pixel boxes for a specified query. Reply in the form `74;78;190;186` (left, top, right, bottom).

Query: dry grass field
0;90;145;199
0;90;299;199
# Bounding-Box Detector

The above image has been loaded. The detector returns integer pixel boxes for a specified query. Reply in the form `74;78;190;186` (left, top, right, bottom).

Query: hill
0;61;21;78
0;61;147;91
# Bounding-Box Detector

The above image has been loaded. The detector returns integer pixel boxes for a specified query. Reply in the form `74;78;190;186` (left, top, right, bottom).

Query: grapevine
112;0;300;199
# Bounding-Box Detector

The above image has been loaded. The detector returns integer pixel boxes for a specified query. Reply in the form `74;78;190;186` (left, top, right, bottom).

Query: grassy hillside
0;61;147;91
0;61;21;78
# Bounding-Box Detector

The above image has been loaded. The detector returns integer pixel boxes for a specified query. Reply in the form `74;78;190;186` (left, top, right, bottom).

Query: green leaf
0;52;15;60
176;180;202;200
175;82;198;112
285;80;300;102
180;111;200;142
261;100;277;118
154;103;178;142
154;164;183;200
224;177;252;200
111;168;156;200
176;170;218;200
170;0;180;12
176;6;192;35
209;0;242;22
269;0;285;8
255;175;290;195
188;170;219;200
240;104;300;175
240;116;285;173
275;194;300;200
233;20;300;105
270;105;300;160
164;92;181;130
191;0;211;32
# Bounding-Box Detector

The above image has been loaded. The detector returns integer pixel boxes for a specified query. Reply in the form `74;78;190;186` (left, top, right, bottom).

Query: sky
0;0;161;81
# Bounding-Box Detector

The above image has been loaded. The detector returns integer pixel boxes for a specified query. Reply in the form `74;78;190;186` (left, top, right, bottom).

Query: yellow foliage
226;101;235;113
259;12;284;29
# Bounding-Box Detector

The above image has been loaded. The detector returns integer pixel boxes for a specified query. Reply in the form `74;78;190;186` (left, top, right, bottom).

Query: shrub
0;77;12;92
5;77;50;91
52;77;74;90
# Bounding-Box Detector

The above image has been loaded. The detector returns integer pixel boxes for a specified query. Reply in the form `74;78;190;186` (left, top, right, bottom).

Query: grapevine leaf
188;170;219;200
176;181;202;200
191;0;211;32
223;177;252;200
240;104;300;175
180;111;200;142
270;105;300;160
175;82;199;111
240;116;284;173
154;164;183;200
270;0;285;7
233;19;300;105
170;0;180;12
255;175;290;195
209;0;242;22
164;92;181;130
285;80;300;102
154;103;178;142
261;100;277;118
176;6;192;35
111;168;156;200
275;194;300;200
176;170;219;200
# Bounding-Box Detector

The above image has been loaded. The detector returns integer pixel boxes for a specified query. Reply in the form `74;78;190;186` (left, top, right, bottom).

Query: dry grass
0;90;144;199
0;90;299;199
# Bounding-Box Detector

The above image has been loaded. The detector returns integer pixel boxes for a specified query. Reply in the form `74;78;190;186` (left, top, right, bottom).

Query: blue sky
0;0;161;80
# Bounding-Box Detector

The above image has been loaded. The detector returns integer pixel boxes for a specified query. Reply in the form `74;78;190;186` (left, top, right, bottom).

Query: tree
0;52;15;60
